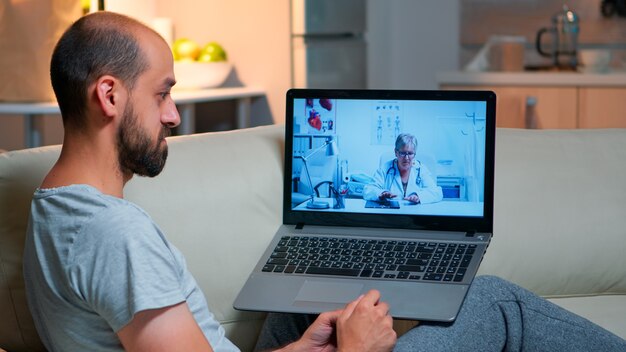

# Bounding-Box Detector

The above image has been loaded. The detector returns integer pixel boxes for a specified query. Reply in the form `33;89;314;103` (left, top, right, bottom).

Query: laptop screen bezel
283;89;496;233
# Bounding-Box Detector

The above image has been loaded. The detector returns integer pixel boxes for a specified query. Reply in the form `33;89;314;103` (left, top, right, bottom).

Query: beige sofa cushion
548;295;626;339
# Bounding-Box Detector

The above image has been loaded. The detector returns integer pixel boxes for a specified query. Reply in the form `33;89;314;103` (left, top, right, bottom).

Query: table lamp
295;138;339;209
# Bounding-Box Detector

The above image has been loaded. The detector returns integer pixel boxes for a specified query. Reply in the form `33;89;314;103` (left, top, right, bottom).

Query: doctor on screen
363;133;443;204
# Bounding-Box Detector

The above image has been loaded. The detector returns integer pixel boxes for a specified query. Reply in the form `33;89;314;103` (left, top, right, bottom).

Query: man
23;11;626;352
22;11;394;352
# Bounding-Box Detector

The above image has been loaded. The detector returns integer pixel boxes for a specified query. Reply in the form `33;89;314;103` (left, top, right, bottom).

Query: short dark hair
50;12;149;129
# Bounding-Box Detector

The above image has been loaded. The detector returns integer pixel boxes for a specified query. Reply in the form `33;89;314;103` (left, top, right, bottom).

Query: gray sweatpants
255;276;626;351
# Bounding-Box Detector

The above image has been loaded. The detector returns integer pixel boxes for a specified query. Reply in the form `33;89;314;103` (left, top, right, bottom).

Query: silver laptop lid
283;89;496;233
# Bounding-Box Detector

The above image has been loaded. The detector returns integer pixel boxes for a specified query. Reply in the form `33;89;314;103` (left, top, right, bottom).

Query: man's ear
94;75;125;118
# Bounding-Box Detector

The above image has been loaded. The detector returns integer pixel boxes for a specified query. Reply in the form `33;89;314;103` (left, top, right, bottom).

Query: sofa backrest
484;128;626;297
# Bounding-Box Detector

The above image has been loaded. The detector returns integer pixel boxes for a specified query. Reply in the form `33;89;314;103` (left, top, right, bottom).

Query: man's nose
162;100;181;128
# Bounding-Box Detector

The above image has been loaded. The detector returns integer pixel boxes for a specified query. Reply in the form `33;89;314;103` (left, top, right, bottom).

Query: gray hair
395;133;417;151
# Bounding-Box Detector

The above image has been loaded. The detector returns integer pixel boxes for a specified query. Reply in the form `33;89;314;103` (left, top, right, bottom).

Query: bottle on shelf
525;96;539;129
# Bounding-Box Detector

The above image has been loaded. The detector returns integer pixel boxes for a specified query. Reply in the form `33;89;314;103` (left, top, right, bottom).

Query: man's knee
472;275;511;292
465;275;521;307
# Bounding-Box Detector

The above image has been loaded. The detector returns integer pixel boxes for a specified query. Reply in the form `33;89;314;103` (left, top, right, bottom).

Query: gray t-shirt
23;184;239;352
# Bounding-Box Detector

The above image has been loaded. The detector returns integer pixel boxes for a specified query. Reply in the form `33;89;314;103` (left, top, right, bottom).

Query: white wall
367;0;460;90
148;0;461;121
154;0;292;126
154;0;462;122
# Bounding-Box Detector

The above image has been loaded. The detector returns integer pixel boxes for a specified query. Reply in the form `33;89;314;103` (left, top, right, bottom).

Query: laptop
234;89;496;322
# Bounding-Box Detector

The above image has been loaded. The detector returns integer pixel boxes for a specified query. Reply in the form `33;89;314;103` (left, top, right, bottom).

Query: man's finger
357;289;382;307
342;293;365;318
318;308;342;326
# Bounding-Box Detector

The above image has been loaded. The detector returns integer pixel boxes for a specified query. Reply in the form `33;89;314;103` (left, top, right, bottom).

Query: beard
116;103;170;178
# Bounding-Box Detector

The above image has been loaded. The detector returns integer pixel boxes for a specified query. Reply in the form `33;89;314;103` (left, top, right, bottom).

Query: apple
81;0;91;13
197;52;223;63
172;38;201;61
198;42;227;62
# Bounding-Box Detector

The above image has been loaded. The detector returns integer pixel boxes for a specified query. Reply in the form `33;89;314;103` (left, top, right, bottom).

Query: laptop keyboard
262;236;477;282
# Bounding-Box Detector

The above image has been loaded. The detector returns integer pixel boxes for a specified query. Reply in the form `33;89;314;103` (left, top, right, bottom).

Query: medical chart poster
370;101;403;146
296;98;337;135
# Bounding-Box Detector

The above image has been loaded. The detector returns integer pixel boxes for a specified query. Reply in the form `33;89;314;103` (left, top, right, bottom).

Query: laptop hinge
465;230;476;237
295;223;305;230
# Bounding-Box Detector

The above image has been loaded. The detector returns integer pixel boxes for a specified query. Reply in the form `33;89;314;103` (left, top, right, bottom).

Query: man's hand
379;191;397;200
281;310;341;352
336;290;396;352
280;290;396;352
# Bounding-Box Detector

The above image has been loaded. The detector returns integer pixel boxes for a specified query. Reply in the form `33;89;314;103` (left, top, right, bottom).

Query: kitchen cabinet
438;72;626;129
578;88;626;128
441;85;577;129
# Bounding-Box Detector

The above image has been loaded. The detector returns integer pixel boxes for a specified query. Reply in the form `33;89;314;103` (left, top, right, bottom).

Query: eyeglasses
396;151;415;158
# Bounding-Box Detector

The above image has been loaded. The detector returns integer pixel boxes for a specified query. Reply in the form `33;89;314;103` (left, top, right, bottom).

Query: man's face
116;100;170;177
116;30;179;177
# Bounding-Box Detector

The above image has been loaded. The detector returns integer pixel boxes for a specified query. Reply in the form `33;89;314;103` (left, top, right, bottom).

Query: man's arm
117;302;214;352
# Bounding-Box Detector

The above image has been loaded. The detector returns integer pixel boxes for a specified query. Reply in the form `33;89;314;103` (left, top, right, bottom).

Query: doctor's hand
379;191;397;200
404;193;420;204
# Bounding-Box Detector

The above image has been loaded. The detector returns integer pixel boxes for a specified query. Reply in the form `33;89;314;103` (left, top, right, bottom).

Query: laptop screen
283;89;496;232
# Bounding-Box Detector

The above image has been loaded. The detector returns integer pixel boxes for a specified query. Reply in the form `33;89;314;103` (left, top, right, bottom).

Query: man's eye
160;92;170;99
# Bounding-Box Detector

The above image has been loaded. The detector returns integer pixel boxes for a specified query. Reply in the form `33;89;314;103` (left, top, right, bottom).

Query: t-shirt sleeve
68;203;187;333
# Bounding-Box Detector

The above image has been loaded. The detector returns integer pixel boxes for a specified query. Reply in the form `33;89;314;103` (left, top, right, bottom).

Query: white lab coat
363;159;443;204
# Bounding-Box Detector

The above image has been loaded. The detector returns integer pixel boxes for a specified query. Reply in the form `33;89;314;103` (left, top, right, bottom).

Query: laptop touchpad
294;280;363;305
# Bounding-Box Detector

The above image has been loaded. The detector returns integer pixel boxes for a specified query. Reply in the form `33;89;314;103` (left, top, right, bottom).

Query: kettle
536;5;580;69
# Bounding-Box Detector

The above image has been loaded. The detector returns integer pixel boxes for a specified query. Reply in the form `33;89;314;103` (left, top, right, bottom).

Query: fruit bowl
173;61;232;90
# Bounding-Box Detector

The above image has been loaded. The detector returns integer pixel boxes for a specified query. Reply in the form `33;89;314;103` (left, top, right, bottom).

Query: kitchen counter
437;71;626;87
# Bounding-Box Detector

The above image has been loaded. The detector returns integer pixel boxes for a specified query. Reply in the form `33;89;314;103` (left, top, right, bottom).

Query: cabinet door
442;85;577;129
579;88;626;128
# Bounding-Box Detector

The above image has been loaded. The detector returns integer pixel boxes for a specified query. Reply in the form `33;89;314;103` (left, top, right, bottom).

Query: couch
1;124;625;351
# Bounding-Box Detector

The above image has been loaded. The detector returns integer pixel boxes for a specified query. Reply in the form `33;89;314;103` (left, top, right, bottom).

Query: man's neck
41;133;129;198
